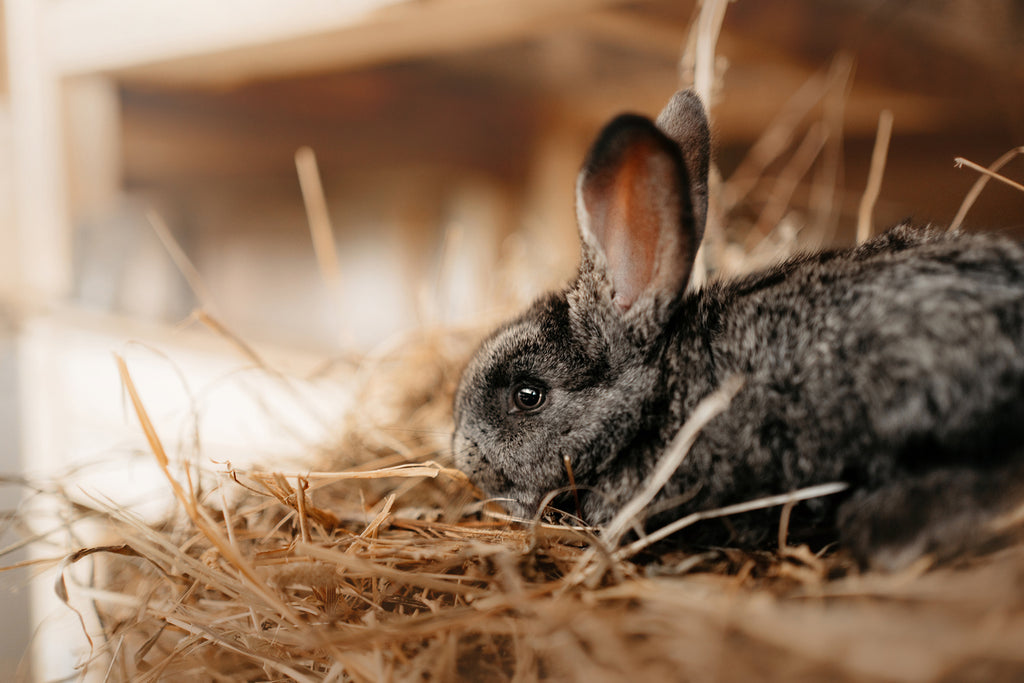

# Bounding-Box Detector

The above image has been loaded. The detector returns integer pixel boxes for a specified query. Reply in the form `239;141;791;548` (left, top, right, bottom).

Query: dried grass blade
721;65;833;212
359;493;396;541
295;543;482;597
692;0;730;107
295;146;342;294
323;606;496;650
243;462;468;482
856;109;894;244
750;121;828;240
196;310;335;431
159;614;321;683
147;210;217;312
954;157;1024;195
615;481;849;561
951;146;1024;230
115;355;306;626
194;310;272;373
295;476;312;544
603;375;744;546
563;376;743;588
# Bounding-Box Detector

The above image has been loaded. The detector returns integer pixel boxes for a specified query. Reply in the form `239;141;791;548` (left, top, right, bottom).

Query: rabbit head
452;91;711;521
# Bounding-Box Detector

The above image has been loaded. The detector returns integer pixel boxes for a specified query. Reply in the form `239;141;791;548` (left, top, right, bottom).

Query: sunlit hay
28;319;1021;682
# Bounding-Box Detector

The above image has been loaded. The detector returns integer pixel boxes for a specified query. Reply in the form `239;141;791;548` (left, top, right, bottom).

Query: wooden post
6;0;72;303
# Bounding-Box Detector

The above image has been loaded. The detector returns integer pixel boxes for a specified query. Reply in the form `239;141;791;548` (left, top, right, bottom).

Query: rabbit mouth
456;446;524;510
477;474;548;520
453;433;560;519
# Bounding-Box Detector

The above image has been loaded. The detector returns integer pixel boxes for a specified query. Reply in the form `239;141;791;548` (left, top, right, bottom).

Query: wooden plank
46;0;406;76
5;0;72;301
0;106;16;299
47;0;628;86
0;2;8;95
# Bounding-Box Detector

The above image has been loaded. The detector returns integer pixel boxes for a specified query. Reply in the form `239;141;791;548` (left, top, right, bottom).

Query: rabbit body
452;91;1024;567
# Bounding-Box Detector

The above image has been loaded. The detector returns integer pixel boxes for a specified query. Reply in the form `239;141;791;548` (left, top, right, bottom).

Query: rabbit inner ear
577;118;697;314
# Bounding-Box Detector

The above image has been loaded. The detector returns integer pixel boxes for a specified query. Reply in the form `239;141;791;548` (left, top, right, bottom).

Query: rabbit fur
452;90;1024;569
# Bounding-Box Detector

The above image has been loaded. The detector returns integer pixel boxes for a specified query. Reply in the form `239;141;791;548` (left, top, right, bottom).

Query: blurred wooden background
1;0;1023;678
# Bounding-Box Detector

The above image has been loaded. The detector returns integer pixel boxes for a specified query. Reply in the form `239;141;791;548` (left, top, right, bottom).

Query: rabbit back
643;224;1024;561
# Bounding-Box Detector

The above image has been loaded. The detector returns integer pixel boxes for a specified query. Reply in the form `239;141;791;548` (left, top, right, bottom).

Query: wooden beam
47;0;628;86
47;0;405;76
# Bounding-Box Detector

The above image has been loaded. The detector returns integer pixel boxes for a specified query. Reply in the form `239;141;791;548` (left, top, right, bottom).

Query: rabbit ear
656;90;710;247
575;110;702;318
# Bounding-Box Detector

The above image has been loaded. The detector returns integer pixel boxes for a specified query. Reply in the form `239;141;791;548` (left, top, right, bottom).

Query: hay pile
32;326;1024;682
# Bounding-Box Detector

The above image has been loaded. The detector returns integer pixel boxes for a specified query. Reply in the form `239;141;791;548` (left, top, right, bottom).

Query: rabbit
452;89;1024;570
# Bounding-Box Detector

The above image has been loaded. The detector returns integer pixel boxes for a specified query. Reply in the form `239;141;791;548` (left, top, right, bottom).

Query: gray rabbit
452;90;1024;569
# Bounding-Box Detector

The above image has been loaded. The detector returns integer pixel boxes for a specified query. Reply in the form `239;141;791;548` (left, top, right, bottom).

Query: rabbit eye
512;384;546;412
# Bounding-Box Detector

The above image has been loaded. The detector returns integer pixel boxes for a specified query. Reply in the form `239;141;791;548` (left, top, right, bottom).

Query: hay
13;322;1020;682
